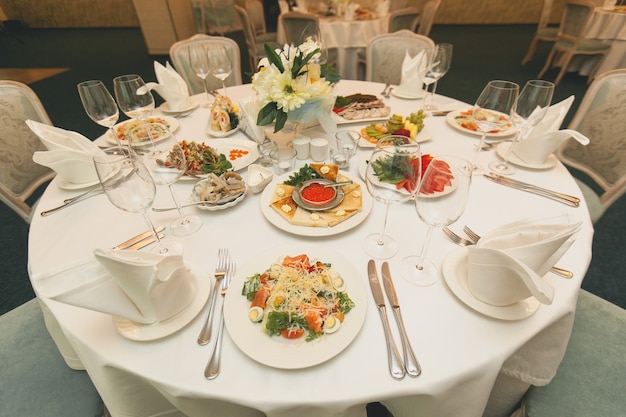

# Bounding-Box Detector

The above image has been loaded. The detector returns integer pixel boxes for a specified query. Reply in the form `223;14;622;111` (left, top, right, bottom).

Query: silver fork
205;261;235;380
197;248;229;345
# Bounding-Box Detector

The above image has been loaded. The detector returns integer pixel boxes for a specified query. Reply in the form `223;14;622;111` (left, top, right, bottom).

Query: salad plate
112;265;210;341
358;127;433;148
442;249;541;320
107;116;180;145
446;110;516;138
159;101;198;115
207;125;239;138
224;244;368;369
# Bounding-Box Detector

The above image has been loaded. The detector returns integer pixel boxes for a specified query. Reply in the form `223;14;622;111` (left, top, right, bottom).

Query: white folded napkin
396;49;427;98
146;61;191;111
514;129;590;165
377;0;390;16
521;95;574;140
467;218;581;307
239;97;266;144
35;249;196;324
27;119;108;184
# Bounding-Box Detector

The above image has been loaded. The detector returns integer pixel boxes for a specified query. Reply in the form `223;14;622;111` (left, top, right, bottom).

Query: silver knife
483;174;580;207
382;262;422;377
367;259;405;380
124;233;165;251
112;227;166;250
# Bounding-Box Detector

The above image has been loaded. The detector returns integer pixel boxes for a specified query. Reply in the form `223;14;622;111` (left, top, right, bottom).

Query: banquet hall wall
0;0;606;29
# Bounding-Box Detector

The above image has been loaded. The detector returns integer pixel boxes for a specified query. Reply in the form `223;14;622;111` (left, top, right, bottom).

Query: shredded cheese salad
242;254;355;341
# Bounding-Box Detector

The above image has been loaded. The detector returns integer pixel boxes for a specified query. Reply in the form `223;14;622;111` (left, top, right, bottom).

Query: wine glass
77;80;123;149
362;136;421;259
188;43;212;107
401;155;472;286
423;44;453;111
471;80;519;173
489;79;555;175
93;147;182;255
210;46;232;96
127;123;203;236
113;74;157;155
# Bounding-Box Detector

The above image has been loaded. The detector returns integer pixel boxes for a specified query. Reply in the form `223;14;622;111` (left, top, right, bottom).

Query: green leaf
264;44;284;73
274;109;288;132
257;101;278;126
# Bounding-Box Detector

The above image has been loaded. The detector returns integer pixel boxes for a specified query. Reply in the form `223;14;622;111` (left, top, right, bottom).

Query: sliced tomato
280;328;305;339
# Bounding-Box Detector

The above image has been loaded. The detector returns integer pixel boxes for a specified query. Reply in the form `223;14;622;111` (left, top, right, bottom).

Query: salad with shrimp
241;254;355;341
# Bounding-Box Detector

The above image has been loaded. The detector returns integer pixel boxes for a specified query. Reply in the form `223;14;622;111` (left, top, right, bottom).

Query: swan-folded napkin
34;249;195;324
514;129;590;165
467;218;581;306
27;119;107;184
146;61;191;111
396;49;427;98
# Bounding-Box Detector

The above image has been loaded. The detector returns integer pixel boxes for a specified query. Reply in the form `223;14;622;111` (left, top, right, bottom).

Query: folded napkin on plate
27;119;108;184
35;249;195;324
467;218;582;307
514;129;590;165
146;61;191;111
396;49;427;98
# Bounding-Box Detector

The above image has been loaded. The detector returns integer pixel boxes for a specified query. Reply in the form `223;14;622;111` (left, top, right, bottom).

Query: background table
29;80;593;417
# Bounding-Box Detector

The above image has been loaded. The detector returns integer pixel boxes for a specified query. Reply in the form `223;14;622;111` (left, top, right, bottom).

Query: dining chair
364;30;435;85
389;0;409;12
0;80;56;223
278;11;320;45
537;0;611;85
518;290;626;416
388;7;420;32
555;68;626;224
416;0;441;36
0;298;106;417
243;0;275;39
235;4;276;72
521;0;558;64
169;34;243;95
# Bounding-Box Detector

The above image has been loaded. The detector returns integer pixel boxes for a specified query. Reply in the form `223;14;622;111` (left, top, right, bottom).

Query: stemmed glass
188;43;212;107
93;147;182;255
210;46;232;96
423;44;453;111
401;155;472;286
127;123;203;236
362;136;421;259
77;80;123;149
489;79;555;175
471;80;519;173
113;75;157;153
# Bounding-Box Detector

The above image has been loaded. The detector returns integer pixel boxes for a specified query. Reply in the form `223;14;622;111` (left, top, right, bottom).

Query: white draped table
29;80;593;417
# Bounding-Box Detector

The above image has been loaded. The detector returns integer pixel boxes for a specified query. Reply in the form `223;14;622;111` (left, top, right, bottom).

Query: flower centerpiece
253;37;340;133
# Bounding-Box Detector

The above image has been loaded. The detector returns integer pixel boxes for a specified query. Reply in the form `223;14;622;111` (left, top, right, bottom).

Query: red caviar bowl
298;179;337;207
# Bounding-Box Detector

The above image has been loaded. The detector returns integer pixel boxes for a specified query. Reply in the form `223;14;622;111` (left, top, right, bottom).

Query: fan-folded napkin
467;218;581;306
396;50;427;98
28;119;108;184
513;96;588;164
146;61;191;111
34;249;196;324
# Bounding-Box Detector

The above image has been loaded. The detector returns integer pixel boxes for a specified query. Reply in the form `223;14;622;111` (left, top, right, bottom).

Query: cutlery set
483;174;580;207
368;259;421;380
112;227;166;251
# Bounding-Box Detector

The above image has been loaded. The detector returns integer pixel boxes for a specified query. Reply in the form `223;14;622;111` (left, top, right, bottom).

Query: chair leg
554;52;574;85
521;38;539;65
537;47;557;79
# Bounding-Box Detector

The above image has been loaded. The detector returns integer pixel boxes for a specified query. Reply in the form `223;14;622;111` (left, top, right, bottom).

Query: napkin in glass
396;49;427;98
146;61;191;111
27;119;108;184
466;217;582;306
35;249;195;324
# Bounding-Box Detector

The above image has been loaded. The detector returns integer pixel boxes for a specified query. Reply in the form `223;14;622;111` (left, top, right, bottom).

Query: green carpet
0;25;624;315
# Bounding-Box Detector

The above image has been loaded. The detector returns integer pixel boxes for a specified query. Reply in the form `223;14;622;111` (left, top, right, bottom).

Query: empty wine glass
188;43;212;107
126;123;202;236
471;80;519;173
210;46;232;96
489;79;555;175
423;44;453;111
114;74;157;155
93;147;182;255
401;155;472;286
77;80;123;149
363;137;421;259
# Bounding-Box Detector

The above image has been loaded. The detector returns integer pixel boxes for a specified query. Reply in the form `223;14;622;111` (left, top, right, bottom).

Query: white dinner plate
446;110;516;138
332;112;389;125
159;101;198;115
56;164;120;191
207;126;240;138
107;116;180;145
391;88;426;100
495;142;557;170
180;139;259;180
224;244;368;369
358;127;433;148
442;248;541;320
190;182;247;211
112;264;210;341
260;171;373;237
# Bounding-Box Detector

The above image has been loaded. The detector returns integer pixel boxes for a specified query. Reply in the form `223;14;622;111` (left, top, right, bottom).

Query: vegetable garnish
163;140;233;176
241;254;355;341
283;164;322;186
370;151;421;194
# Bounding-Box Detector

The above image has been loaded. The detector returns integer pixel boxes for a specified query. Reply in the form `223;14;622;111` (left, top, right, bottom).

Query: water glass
271;147;297;174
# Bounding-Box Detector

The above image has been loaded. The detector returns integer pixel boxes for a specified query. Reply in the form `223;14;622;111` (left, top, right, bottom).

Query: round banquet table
28;80;593;417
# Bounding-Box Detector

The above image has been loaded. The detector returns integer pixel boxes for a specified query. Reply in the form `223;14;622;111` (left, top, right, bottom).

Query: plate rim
496;142;557;170
442;248;541;320
107;116;181;145
159;101;198;114
358;126;433;148
223;244;368;369
446;110;516;138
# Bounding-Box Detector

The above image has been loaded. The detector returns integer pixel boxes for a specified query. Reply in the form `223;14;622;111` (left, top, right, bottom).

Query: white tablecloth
28;80;593;417
277;16;388;79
